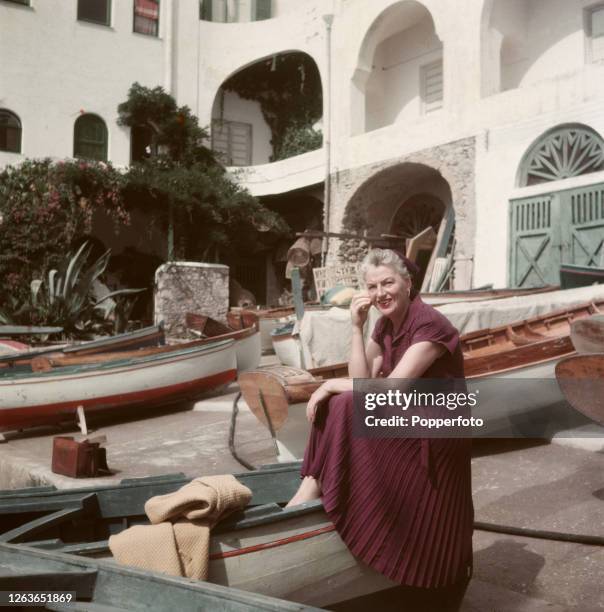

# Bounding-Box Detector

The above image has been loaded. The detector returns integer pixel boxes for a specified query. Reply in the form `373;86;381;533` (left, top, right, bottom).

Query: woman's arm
348;292;383;378
387;341;446;379
306;378;353;422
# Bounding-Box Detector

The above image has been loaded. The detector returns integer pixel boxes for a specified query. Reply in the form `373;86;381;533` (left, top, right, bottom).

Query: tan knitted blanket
108;474;252;580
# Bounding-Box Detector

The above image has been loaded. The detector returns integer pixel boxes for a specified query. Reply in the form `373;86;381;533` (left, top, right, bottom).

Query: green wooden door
510;183;604;287
566;184;604;267
509;193;561;287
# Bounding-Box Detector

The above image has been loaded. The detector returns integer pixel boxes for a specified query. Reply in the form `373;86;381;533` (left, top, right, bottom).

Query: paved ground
0;383;602;611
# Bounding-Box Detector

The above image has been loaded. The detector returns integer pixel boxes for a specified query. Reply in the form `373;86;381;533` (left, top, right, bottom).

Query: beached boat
0;543;319;612
560;263;604;289
555;353;604;427
0;339;237;433
185;313;261;373
240;299;604;460
0;465;393;608
270;321;304;369
570;315;604;353
0;324;165;370
229;307;296;354
421;284;558;305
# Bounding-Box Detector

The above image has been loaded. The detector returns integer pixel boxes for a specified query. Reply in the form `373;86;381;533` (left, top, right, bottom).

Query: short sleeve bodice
371;296;464;378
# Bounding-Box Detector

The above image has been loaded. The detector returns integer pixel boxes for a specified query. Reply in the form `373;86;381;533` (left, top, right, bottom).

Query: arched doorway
341;162;453;288
509;124;604;287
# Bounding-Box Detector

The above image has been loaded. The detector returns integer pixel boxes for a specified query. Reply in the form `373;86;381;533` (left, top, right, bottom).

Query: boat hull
0;340;237;432
209;507;394;607
560;263;604;289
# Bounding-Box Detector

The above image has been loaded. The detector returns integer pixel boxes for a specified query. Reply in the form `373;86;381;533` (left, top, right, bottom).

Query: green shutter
200;0;212;21
254;0;271;21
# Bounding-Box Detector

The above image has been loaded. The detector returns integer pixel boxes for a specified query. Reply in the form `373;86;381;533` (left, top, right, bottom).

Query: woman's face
364;265;411;318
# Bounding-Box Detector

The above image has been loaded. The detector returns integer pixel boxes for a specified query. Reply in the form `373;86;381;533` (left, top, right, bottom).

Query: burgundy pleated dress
301;295;473;588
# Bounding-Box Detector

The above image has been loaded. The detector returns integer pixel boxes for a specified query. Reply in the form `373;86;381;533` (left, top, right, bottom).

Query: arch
211;51;323;165
74;113;108;162
0;109;22;154
351;1;443;134
340;162;454;286
517;123;604;187
482;0;584;96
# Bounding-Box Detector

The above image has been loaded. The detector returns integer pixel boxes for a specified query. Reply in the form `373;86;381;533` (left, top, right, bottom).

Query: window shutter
200;0;212;21
254;0;271;21
591;7;604;61
421;60;443;113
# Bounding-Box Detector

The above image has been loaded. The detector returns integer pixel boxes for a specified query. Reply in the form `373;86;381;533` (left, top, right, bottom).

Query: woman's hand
350;291;373;329
306;381;333;423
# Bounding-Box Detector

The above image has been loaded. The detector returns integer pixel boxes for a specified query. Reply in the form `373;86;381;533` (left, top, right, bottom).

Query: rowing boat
570;315;604;353
185;313;261;372
560;263;604;289
555;353;604;427
0;542;319;611
0;465;393;608
240;299;604;460
0;324;165;370
0;339;236;433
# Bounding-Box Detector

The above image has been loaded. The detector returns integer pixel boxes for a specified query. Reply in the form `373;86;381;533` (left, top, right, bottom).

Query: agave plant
28;242;144;337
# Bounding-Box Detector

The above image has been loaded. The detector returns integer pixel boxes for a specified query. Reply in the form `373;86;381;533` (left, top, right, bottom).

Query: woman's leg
285;475;322;507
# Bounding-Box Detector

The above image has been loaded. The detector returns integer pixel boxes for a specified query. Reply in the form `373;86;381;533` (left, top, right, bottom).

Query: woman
287;248;473;610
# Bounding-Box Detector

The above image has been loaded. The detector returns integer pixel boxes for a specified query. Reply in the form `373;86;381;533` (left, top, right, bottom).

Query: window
134;0;159;36
212;119;252;166
0;110;22;153
420;60;443;114
77;0;111;26
131;125;155;162
518;124;604;186
74;114;108;162
253;0;271;21
587;5;604;62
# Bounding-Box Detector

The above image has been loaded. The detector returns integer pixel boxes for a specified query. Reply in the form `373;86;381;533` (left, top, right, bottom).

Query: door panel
510;182;604;287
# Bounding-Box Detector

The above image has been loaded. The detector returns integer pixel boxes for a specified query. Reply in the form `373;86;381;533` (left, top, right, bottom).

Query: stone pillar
154;262;229;336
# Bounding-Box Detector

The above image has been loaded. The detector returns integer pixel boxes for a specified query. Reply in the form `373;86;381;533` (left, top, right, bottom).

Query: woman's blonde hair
359;248;410;286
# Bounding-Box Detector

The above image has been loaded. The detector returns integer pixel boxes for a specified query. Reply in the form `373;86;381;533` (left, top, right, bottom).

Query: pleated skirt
301;391;473;588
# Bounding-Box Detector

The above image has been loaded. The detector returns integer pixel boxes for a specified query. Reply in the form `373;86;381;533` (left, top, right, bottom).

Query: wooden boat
555;353;604;427
270;321;303;368
240;299;604;461
0;339;237;433
570;315;604;353
185;313;261;372
560;263;604;289
0;543;320;611
421;284;558;305
0;323;165;370
0;464;393;608
230;307;296;353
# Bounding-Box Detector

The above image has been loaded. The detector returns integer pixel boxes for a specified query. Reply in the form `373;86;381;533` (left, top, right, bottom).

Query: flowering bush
0;158;128;305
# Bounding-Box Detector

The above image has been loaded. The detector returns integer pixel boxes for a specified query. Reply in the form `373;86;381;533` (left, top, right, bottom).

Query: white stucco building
2;0;604;302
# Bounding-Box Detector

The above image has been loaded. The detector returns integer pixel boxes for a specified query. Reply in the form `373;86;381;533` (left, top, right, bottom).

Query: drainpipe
322;13;334;266
164;0;176;260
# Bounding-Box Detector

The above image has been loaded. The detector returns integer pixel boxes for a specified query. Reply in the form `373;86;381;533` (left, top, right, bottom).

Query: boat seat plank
0;567;96;595
47;604;130;612
0;485;58;496
0;504;91;543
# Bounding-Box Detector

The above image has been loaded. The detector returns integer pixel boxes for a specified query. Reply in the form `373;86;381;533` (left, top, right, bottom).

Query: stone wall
154;262;229;336
328;136;476;289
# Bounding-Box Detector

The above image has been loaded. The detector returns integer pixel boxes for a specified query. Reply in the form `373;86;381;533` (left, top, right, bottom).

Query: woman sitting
287;248;473;609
